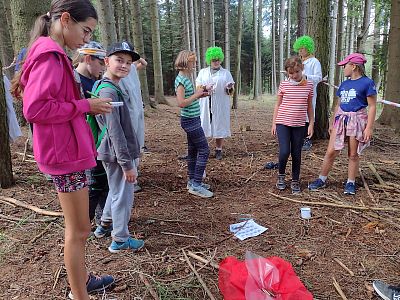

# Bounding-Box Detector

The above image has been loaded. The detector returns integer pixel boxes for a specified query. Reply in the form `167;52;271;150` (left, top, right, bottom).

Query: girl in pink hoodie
12;1;114;299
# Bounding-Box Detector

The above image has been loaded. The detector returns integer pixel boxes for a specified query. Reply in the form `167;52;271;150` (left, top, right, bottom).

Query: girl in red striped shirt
271;56;314;193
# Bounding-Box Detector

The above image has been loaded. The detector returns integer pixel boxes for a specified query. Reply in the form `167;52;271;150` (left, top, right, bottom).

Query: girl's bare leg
347;136;359;181
320;129;340;176
59;187;91;300
215;138;223;149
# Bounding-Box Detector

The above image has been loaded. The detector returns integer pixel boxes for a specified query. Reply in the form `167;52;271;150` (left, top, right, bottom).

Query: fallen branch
333;258;354;276
359;167;376;204
267;192;400;212
52;266;63;290
187;251;219;269
332;277;349;300
367;163;386;186
138;273;159;300
182;250;217;300
30;222;53;243
0;213;57;223
161;232;199;239
0;196;63;217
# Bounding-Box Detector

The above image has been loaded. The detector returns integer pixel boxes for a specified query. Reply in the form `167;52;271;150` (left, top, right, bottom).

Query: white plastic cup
300;207;311;219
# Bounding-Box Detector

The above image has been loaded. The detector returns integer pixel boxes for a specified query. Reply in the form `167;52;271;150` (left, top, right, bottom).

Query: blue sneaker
373;280;400;300
94;224;113;238
188;184;213;198
68;273;115;299
186;180;211;190
308;178;326;191
108;237;145;253
344;182;356;195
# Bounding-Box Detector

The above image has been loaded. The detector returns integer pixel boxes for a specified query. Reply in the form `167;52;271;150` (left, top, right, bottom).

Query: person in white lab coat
196;47;234;160
293;36;322;151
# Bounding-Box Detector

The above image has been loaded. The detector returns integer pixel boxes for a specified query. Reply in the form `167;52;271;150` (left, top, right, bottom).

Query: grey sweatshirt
95;77;140;171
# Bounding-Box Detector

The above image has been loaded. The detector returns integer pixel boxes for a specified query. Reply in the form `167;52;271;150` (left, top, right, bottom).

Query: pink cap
337;53;367;66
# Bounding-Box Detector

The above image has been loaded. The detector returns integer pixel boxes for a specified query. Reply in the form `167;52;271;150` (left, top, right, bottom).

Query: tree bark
287;0;291;58
328;0;338;107
378;0;400;131
356;0;372;53
0;58;14;188
224;0;230;70
278;0;285;84
0;0;14;78
371;4;381;92
149;0;166;104
194;0;201;69
271;0;277;94
297;0;307;37
232;0;243;109
333;0;344;110
95;0;117;47
258;0;263;95
130;0;150;106
122;0;131;41
112;0;122;40
252;0;260;99
307;0;330;139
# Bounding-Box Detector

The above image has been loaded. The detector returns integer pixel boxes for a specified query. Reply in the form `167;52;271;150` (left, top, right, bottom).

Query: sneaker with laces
308;178;326;191
134;183;142;193
302;138;312;151
188;184;213;198
215;149;223;160
276;174;286;190
94;224;113;238
186;180;211;190
109;237;145;253
344;182;356;195
373;280;400;300
68;273;115;299
291;180;301;194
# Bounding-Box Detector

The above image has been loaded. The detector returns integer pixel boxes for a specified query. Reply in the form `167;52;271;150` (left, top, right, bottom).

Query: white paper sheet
229;219;268;241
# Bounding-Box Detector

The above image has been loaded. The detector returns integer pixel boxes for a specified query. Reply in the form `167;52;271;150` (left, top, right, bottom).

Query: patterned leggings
180;116;210;184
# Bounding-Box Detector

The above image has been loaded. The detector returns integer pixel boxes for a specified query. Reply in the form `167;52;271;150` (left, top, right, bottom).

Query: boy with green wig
293;35;322;151
196;47;234;160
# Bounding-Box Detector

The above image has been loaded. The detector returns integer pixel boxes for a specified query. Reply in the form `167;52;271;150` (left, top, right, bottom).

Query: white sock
319;175;327;182
347;179;355;184
216;147;222;151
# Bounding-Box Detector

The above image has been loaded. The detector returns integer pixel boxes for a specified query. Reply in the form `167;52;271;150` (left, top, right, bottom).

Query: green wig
293;35;315;54
205;47;224;65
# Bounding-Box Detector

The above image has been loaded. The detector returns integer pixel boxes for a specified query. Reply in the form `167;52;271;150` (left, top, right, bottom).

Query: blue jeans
276;124;305;180
180;116;210;184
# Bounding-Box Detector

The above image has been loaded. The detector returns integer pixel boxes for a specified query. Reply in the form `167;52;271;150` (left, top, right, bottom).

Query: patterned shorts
51;170;92;193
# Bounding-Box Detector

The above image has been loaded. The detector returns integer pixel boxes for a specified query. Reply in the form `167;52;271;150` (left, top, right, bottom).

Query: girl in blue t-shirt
308;53;377;195
174;50;213;198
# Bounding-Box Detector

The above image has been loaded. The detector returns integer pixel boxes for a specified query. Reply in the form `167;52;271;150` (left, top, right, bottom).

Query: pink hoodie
21;37;96;175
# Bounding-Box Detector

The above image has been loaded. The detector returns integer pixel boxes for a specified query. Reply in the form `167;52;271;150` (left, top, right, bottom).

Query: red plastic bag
218;251;313;300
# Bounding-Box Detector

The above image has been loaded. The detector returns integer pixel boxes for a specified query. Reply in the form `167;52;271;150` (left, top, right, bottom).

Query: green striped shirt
175;75;200;118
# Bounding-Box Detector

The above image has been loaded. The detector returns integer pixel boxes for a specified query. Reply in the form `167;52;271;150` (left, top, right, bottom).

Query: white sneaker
188;184;213;198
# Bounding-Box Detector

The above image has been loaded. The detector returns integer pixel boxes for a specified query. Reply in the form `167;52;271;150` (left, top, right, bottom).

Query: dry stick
333;258;355;276
359;167;377;204
30;222;53;243
332;277;349;300
187;251;219;270
182;250;217;300
22;138;30;162
367;163;386;186
267;192;400;212
161;232;199;239
0;213;57;223
52;266;63;290
138;273;159;300
0;198;16;207
0;196;63;217
245;170;260;183
15;152;35;159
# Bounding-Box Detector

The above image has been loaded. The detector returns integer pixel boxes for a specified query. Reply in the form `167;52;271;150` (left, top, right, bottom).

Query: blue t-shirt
79;74;96;99
336;76;377;112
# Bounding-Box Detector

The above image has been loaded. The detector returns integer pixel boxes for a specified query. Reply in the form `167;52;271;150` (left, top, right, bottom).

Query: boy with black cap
93;41;144;253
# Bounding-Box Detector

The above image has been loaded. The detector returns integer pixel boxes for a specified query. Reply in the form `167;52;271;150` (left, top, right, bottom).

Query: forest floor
1;95;400;300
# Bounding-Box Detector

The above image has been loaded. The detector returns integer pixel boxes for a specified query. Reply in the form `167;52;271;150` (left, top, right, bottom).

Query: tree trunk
258;0;263;95
378;0;400;131
112;0;122;40
357;0;372;53
297;0;307;37
328;0;338;108
371;4;381;92
0;0;14;78
189;0;196;55
307;0;330;139
252;0;260;99
333;0;344;110
194;0;201;69
122;0;131;41
3;0;13;42
381;15;389;99
210;0;215;46
287;0;291;58
149;0;166;104
95;0;117;47
232;0;243;109
278;0;285;83
130;0;150;107
224;0;230;70
183;0;191;49
271;0;277;94
0;58;14;188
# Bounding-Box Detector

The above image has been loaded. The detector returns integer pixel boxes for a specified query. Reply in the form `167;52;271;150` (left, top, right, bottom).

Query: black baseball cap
106;41;140;62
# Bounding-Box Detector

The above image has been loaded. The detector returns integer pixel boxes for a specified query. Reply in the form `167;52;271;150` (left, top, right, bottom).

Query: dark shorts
51;170;89;193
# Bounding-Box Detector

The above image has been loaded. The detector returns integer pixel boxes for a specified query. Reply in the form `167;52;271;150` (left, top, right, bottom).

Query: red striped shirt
275;80;313;127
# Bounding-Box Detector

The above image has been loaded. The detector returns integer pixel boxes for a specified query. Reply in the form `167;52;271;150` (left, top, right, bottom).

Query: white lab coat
119;65;145;150
303;57;322;120
3;75;22;142
196;67;234;138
